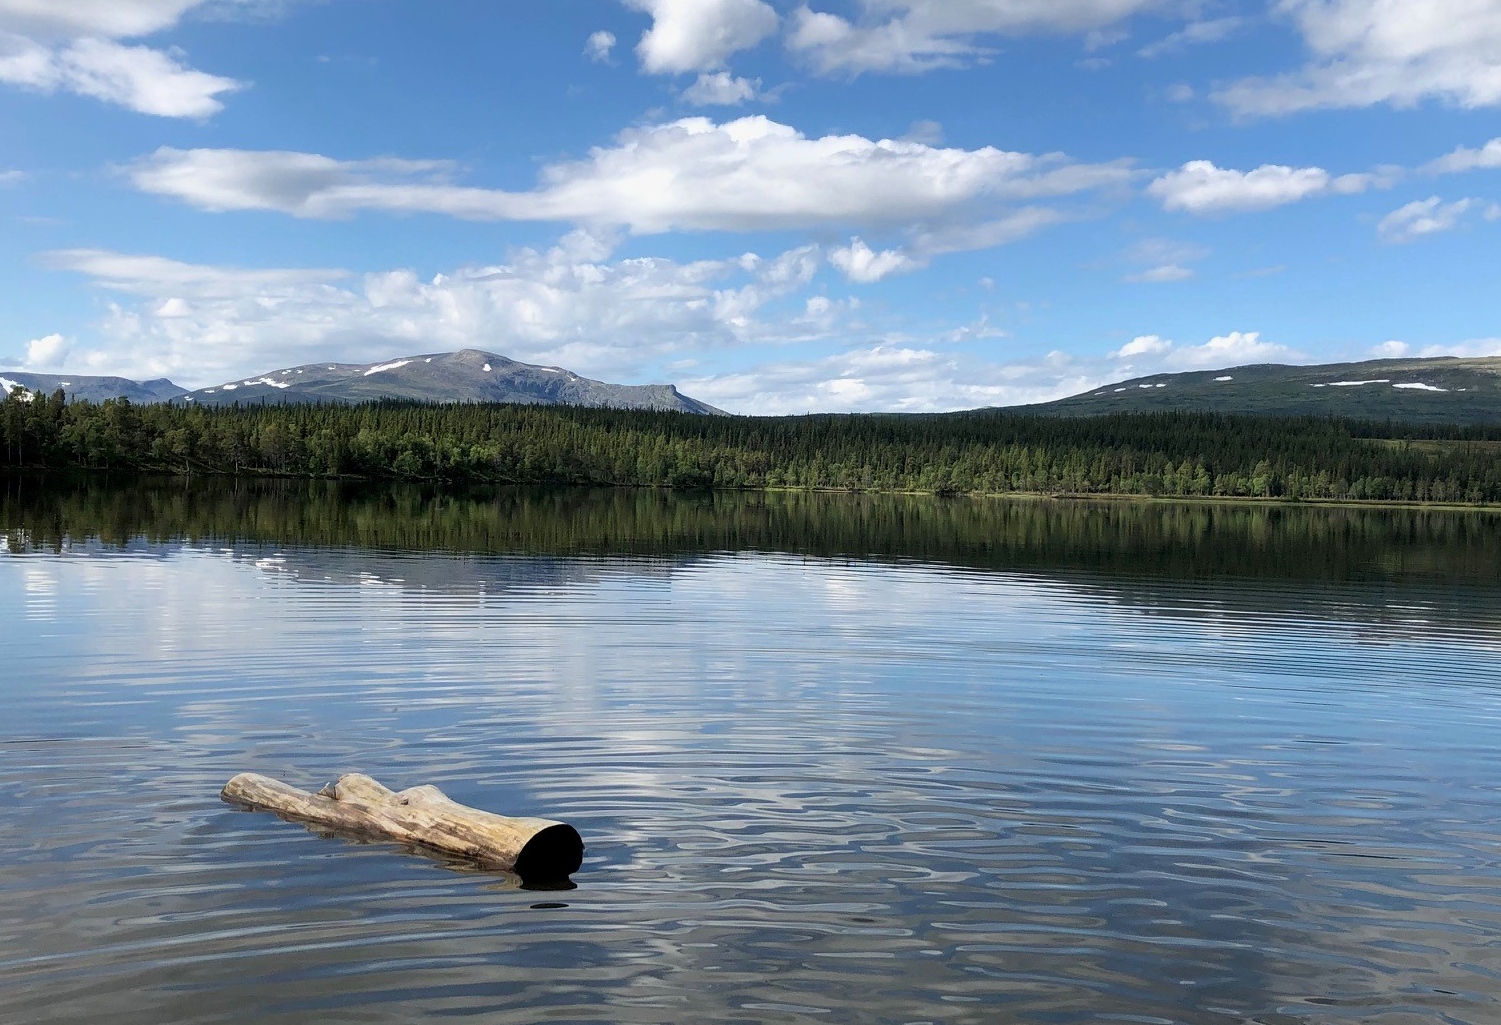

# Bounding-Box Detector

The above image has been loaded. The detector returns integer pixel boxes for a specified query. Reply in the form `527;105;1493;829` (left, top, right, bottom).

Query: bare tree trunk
222;772;583;881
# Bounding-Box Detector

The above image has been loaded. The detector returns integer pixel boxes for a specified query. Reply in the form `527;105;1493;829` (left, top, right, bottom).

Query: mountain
0;371;188;405
1021;357;1501;424
2;349;723;414
175;349;724;413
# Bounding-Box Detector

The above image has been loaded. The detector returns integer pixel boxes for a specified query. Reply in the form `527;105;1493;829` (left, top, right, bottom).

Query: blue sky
2;0;1499;413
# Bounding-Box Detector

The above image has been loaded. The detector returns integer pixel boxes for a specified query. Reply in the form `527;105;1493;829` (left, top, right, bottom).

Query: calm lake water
4;479;1501;1024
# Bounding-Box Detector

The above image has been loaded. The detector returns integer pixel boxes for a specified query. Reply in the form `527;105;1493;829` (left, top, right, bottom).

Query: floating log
221;772;584;881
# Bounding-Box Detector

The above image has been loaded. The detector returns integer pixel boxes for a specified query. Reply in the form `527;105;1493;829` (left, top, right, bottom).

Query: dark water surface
4;479;1501;1024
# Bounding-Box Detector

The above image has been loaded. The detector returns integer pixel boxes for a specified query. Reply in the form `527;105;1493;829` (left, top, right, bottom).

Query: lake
4;478;1501;1024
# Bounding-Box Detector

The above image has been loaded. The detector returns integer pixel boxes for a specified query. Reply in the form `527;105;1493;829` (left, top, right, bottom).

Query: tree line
5;386;1501;503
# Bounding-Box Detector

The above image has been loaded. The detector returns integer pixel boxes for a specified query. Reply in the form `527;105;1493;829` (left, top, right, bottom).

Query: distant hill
0;371;187;405
1023;357;1501;424
176;349;723;414
2;349;723;414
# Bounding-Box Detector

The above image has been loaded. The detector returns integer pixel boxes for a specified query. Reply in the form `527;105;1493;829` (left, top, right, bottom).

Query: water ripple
2;540;1501;1024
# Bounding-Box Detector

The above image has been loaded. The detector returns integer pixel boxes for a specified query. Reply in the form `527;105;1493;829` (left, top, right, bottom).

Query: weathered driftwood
221;772;584;880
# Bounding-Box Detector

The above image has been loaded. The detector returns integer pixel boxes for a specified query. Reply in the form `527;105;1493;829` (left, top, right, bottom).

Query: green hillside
1026;357;1501;424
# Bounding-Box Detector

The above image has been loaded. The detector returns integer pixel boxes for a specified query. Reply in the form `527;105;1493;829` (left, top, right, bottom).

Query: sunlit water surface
4;484;1501;1024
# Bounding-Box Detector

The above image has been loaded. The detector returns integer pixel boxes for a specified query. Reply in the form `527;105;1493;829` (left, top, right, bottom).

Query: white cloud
1430;338;1501;357
37;236;833;387
658;328;1501;414
1147;159;1383;214
0;168;25;185
1112;330;1298;368
1380;337;1501;358
903;120;945;145
1173;330;1295;367
23;332;70;367
129;149;457;216
1124;264;1194;282
683;343;1101;414
0;35;239;117
828;238;923;282
689;328;1304;415
913;207;1076;256
787;0;1181;75
680;70;761;105
624;0;778;74
1112;334;1173;357
0;0;244;116
584;30;617;63
129;117;1132;260
1377;196;1483;242
39;247;351;294
0;1;212;40
1122;237;1208;282
1216;0;1501;116
1136;16;1244;58
825;207;1073;282
1425;137;1501;174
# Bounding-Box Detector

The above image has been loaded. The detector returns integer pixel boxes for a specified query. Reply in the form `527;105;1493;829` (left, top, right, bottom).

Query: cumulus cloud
1147;159;1383;214
1173;330;1297;367
787;0;1181;75
680;70;762;105
685;330;1309;415
683;344;1103;414
1376;337;1501;358
686;328;1305;416
1111;334;1173;357
828;238;923;282
624;0;779;74
27;239;1338;414
23;332;70;367
129;116;1132;264
1377;196;1490;242
1433;338;1501;357
584;30;617;62
0;0;245;116
1216;0;1501;116
1424;137;1501;174
37;236;834;386
1111;330;1298;368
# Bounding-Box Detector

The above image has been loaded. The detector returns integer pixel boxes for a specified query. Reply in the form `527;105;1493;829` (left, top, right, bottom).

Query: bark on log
221;772;584;880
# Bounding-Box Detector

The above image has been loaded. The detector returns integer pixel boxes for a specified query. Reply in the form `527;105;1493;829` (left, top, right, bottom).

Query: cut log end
515;823;585;879
222;772;583;882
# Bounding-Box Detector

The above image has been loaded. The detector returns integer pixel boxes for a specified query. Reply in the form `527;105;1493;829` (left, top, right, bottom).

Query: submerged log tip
221;771;583;880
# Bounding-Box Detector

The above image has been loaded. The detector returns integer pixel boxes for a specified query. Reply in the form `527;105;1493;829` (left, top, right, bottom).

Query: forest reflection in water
6;475;1501;634
7;473;1501;578
3;476;1501;1024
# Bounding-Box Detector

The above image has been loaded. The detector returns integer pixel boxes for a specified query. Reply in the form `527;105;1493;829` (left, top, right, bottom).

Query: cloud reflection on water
3;492;1501;1022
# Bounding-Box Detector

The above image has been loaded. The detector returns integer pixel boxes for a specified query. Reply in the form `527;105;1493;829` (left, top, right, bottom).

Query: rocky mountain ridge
2;349;723;415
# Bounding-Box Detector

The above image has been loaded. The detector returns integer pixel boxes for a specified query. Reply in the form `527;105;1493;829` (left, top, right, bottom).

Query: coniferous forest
4;387;1501;503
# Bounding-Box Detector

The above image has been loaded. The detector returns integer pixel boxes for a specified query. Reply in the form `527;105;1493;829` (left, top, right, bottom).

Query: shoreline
6;468;1501;514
